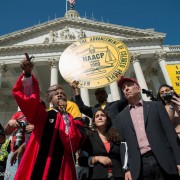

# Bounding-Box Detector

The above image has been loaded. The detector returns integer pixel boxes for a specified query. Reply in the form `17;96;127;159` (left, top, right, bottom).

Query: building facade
0;9;180;126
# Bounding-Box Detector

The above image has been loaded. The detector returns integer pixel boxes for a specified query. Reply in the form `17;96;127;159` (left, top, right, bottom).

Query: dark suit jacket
114;101;180;180
75;95;128;124
78;131;124;179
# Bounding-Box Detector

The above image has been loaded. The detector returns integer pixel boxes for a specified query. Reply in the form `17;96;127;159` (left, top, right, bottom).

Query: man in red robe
12;54;81;180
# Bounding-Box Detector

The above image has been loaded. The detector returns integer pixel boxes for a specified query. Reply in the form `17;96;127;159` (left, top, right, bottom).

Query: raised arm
70;81;93;118
12;54;46;125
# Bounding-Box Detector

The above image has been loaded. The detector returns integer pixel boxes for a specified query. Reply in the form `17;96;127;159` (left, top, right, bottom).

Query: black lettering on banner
83;53;104;62
90;61;100;68
176;82;180;87
83;81;90;86
121;58;127;64
121;51;127;56
120;65;125;68
105;69;122;82
106;76;110;82
117;45;125;50
176;66;179;69
176;76;180;80
176;71;180;74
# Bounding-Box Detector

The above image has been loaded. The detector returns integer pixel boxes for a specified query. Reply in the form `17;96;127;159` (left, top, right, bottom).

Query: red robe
12;74;81;180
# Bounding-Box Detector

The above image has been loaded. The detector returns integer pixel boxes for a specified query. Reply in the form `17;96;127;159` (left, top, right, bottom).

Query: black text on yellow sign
166;64;180;94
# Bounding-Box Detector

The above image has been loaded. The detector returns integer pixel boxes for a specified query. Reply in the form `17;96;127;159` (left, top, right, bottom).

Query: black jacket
78;131;124;179
114;101;180;180
75;95;128;124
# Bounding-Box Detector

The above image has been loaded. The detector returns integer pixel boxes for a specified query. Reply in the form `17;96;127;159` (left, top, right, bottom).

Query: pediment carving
60;26;76;40
43;26;87;44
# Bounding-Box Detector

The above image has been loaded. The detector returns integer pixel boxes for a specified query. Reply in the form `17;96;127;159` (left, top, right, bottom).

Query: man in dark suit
115;77;180;180
71;80;128;124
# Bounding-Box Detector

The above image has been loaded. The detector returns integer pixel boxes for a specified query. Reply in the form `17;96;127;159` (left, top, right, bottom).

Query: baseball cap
118;77;139;88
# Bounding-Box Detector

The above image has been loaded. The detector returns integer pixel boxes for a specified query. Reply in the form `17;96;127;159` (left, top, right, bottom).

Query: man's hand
7;119;19;128
117;73;124;81
70;81;79;90
70;81;79;96
171;96;180;111
125;171;132;180
20;53;34;76
4;119;19;135
25;124;34;133
10;143;26;166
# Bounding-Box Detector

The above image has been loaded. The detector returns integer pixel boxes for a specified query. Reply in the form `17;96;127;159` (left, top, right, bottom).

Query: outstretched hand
70;81;79;96
20;53;34;76
70;81;79;90
116;73;124;81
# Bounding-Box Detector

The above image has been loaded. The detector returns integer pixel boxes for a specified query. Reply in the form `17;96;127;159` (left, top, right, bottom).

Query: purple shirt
129;100;151;154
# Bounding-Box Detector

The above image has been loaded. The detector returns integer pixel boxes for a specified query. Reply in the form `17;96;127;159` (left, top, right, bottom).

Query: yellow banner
59;36;130;89
166;64;180;94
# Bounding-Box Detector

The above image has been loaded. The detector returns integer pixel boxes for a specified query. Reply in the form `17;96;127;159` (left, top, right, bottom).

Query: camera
142;89;157;101
13;120;29;150
163;92;173;102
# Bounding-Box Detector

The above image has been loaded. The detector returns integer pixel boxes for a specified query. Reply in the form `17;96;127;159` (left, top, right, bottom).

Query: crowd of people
0;54;180;180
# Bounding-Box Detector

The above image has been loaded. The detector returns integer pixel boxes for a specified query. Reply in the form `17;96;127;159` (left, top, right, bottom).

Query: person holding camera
70;75;128;126
4;111;34;180
157;84;180;138
12;53;82;180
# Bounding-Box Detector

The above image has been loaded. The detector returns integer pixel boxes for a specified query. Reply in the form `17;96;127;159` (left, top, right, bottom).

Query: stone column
150;68;160;94
49;58;58;86
109;81;120;101
155;51;172;86
105;86;113;102
131;53;149;101
0;62;7;88
80;88;90;106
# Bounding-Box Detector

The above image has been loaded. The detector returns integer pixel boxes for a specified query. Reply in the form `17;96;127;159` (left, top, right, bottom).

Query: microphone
60;105;66;114
58;98;66;113
58;98;70;131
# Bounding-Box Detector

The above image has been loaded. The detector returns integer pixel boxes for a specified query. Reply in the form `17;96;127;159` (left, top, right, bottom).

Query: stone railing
169;46;180;52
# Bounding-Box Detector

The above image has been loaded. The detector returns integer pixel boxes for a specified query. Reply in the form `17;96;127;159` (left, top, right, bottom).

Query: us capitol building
0;9;180;125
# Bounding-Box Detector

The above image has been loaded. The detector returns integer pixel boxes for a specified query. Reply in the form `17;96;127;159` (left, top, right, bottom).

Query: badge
49;119;54;123
59;36;130;89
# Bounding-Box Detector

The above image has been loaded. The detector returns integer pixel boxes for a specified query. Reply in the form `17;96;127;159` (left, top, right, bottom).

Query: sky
0;0;180;45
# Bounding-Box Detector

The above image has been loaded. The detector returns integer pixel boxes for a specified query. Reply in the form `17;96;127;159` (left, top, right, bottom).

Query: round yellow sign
59;36;130;89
